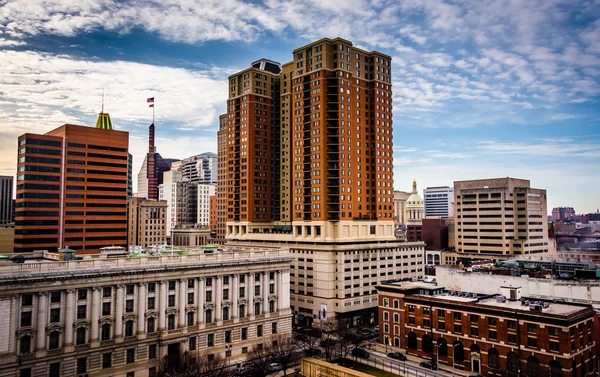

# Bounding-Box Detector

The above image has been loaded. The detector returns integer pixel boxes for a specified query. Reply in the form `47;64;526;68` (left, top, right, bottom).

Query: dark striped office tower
15;112;129;254
0;176;12;225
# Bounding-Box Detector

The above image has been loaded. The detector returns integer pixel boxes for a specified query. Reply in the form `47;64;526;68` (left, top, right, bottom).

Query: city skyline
0;0;599;213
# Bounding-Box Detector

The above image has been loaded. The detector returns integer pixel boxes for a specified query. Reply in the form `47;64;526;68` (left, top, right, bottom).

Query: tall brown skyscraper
225;38;394;239
15;113;129;254
223;38;423;326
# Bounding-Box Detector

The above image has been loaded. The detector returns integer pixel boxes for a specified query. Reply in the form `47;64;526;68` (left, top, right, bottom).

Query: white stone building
197;184;216;227
405;180;424;226
0;248;292;377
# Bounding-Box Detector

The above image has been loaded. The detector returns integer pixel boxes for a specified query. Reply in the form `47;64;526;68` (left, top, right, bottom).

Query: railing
0;249;291;277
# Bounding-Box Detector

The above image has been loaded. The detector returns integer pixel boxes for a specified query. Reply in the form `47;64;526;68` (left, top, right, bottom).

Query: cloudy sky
1;0;599;214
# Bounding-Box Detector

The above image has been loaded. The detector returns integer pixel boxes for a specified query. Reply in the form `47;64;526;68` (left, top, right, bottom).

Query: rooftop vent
496;295;506;303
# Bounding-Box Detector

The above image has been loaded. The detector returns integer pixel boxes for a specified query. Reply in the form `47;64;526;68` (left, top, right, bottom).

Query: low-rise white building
0;247;293;377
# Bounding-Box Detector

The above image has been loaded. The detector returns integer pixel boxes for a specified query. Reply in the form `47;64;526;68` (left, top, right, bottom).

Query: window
549;341;560;352
19;335;31;354
269;300;275;313
454;324;462;333
272;322;278;334
423;319;431;328
189;337;197;351
470;314;479;323
78;290;87;300
126;285;134;295
20;311;32;327
205;309;213;324
126;348;135;363
488;330;497;340
102;302;111;316
102;352;112;369
168;295;175;307
223;307;229;321
507;320;517;330
77;357;87;374
168;314;176;330
408;316;415;325
77;305;86;319
488;348;500;369
147;297;155;310
223;289;229;300
50;308;60;323
488;317;497;327
127;373;135;377
103;287;112;297
549;326;559;337
48;331;60;350
188;292;194;305
242;327;248;340
225;330;232;343
49;363;60;377
527;323;537;333
19;369;31;377
239;287;245;298
125;320;134;337
147;318;156;333
149;367;157;377
408;305;415;312
470;327;479;337
21;294;33;306
508;333;517;344
257;324;263;337
438;321;445;330
453;312;462;321
148;283;156;293
207;334;214;347
187;312;194;326
206;291;212;302
239;305;246;318
149;344;157;359
255;302;261;315
168;281;176;290
76;327;86;345
50;291;61;303
407;332;417;349
101;323;111;341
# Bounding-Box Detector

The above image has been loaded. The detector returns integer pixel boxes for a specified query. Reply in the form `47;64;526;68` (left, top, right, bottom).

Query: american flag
147;97;154;103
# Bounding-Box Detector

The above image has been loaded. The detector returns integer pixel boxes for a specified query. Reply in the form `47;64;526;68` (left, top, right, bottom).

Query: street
359;349;465;377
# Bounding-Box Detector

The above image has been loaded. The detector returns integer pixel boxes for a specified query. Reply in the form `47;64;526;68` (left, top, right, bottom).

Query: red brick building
377;282;596;377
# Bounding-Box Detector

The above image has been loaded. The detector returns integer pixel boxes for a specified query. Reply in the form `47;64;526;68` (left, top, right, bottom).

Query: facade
377;282;596;377
172;228;211;247
179;153;217;184
405;180;424;226
127;198;167;249
0;248;292;377
15;119;129;254
196;184;216;227
159;170;197;236
393;191;410;227
421;218;449;251
209;195;217;235
424;186;453;218
215;114;228;241
0;226;14;253
0;176;13;225
224;38;420;325
454;177;549;259
552;207;576;221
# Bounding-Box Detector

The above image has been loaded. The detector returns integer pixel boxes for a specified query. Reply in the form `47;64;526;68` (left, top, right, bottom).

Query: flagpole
152;102;155;124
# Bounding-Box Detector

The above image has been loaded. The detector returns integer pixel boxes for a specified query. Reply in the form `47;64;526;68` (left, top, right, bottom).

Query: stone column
198;278;205;326
178;279;186;328
232;274;239;320
248;273;255;317
262;272;269;314
115;285;124;340
90;288;100;345
276;271;283;311
137;283;146;337
36;292;48;353
9;296;17;353
64;289;75;348
215;276;222;322
158;281;167;331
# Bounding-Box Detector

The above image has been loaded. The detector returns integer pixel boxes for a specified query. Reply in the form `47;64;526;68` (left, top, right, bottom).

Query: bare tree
270;335;300;376
246;342;275;377
157;351;228;377
319;319;339;361
296;332;320;357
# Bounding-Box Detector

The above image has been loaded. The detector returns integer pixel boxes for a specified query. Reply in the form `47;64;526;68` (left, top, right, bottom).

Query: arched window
125;320;134;337
101;323;111;341
549;360;562;377
453;341;464;362
437;338;448;357
488;348;500;369
76;327;86;345
408;332;417;349
48;330;60;350
19;335;31;354
527;356;539;377
507;352;519;377
422;334;433;353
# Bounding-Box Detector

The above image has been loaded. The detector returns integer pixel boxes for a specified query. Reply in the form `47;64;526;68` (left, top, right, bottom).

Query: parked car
419;361;437;370
267;362;283;372
236;362;255;373
351;348;370;358
387;352;407;361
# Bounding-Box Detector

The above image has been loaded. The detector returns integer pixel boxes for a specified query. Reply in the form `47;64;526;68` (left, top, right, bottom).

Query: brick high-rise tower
224;38;424;326
15;113;129;254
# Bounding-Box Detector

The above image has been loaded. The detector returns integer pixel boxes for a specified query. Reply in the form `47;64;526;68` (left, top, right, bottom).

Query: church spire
95;89;113;130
